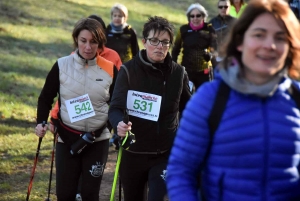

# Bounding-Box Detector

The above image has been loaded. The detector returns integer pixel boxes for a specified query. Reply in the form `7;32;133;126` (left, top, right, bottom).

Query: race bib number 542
65;94;95;123
127;90;161;121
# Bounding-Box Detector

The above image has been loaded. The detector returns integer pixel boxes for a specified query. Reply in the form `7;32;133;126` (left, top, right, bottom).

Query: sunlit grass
0;23;71;44
0;0;218;200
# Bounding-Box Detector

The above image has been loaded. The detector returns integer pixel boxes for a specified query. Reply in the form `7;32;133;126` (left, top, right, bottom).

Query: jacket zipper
85;59;88;131
157;71;166;154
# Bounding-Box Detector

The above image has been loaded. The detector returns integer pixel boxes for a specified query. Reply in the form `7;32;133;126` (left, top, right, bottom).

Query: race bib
65;94;95;123
127;90;161;121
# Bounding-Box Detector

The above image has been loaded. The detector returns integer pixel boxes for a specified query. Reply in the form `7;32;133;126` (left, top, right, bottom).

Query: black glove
121;109;136;150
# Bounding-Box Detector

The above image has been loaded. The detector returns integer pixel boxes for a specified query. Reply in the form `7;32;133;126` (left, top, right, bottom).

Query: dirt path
100;145;121;201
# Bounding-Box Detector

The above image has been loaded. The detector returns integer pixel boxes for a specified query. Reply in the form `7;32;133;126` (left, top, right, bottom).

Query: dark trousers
55;139;109;201
187;68;213;90
120;150;169;201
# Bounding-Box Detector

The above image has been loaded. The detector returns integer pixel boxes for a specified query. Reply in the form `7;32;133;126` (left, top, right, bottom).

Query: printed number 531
133;99;153;112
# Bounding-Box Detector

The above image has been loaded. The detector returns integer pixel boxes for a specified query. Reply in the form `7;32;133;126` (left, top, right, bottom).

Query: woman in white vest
35;18;117;200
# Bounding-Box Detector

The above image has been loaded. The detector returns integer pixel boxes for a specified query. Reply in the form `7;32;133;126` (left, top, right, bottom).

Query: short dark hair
72;18;107;50
88;14;106;32
230;0;244;5
220;0;300;79
142;16;175;44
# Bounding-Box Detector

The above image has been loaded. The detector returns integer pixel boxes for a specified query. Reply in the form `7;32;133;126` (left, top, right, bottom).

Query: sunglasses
190;14;203;18
218;6;229;9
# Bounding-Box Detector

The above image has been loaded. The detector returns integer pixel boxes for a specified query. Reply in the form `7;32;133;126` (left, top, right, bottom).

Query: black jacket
209;15;236;51
108;50;191;152
106;24;139;63
172;23;217;71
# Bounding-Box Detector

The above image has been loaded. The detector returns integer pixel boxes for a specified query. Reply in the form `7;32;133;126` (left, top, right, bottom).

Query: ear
142;38;147;48
237;44;243;52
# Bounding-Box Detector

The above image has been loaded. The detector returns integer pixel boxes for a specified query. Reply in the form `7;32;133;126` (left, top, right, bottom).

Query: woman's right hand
35;123;48;138
117;121;132;138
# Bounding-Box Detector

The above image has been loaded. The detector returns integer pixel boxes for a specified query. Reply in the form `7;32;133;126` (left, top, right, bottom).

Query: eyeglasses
218;6;229;9
189;14;203;18
146;38;171;47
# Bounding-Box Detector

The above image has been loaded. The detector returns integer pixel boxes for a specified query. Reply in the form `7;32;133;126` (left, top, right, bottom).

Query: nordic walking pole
45;127;58;201
110;144;123;201
26;121;46;201
110;110;130;201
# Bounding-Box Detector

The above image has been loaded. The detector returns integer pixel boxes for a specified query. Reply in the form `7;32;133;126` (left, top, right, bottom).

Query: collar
218;57;288;97
74;50;97;66
138;49;172;71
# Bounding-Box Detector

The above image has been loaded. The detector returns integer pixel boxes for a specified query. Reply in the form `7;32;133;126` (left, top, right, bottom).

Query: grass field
0;0;218;200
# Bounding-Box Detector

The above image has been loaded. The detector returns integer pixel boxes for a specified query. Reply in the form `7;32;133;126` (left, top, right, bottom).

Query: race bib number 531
127;90;161;121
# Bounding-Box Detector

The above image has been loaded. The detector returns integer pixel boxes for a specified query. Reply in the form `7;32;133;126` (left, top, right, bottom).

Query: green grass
0;0;218;200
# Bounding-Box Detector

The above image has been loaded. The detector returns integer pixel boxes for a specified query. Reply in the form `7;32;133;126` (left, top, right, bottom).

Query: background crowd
33;0;300;200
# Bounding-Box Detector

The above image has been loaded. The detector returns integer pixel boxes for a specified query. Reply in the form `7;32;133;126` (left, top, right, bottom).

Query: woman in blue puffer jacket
166;0;300;200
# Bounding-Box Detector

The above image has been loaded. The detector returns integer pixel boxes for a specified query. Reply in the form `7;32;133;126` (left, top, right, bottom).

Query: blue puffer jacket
167;76;300;201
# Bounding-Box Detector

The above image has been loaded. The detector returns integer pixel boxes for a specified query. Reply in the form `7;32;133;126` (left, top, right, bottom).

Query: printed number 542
75;102;91;114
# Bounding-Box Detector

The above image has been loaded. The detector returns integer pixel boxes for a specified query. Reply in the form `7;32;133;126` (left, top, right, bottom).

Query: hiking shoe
75;193;82;201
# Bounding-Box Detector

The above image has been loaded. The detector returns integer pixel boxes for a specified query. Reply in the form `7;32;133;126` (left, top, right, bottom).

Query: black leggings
187;68;213;90
55;139;109;201
120;150;169;201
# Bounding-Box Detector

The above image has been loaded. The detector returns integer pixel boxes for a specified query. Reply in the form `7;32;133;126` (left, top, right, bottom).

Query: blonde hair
111;3;128;21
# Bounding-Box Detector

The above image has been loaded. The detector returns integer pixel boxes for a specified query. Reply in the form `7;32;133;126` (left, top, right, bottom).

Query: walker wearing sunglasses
209;0;236;59
172;3;217;90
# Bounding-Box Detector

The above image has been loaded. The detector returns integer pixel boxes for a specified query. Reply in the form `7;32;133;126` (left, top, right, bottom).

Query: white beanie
186;3;208;22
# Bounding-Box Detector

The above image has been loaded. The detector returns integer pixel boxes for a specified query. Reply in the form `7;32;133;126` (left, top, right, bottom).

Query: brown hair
220;0;300;79
72;18;107;51
229;0;245;6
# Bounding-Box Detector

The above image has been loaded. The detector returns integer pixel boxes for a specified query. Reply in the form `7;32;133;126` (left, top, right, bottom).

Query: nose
262;36;276;50
156;42;163;48
86;42;92;50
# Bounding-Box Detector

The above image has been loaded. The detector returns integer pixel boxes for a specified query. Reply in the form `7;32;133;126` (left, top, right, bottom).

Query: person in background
229;0;247;18
109;16;191;201
167;0;300;200
35;18;117;200
209;0;236;62
88;15;122;70
172;3;217;91
106;3;139;63
288;0;300;20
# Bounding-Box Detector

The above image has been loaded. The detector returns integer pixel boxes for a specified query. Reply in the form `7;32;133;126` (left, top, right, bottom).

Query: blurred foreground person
167;0;300;200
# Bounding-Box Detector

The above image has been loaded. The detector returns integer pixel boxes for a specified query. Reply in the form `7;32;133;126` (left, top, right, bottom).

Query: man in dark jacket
108;16;191;201
209;0;235;61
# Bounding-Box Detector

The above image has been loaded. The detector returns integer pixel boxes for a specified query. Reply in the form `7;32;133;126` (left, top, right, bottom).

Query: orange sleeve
97;56;114;77
50;101;59;120
115;57;122;70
